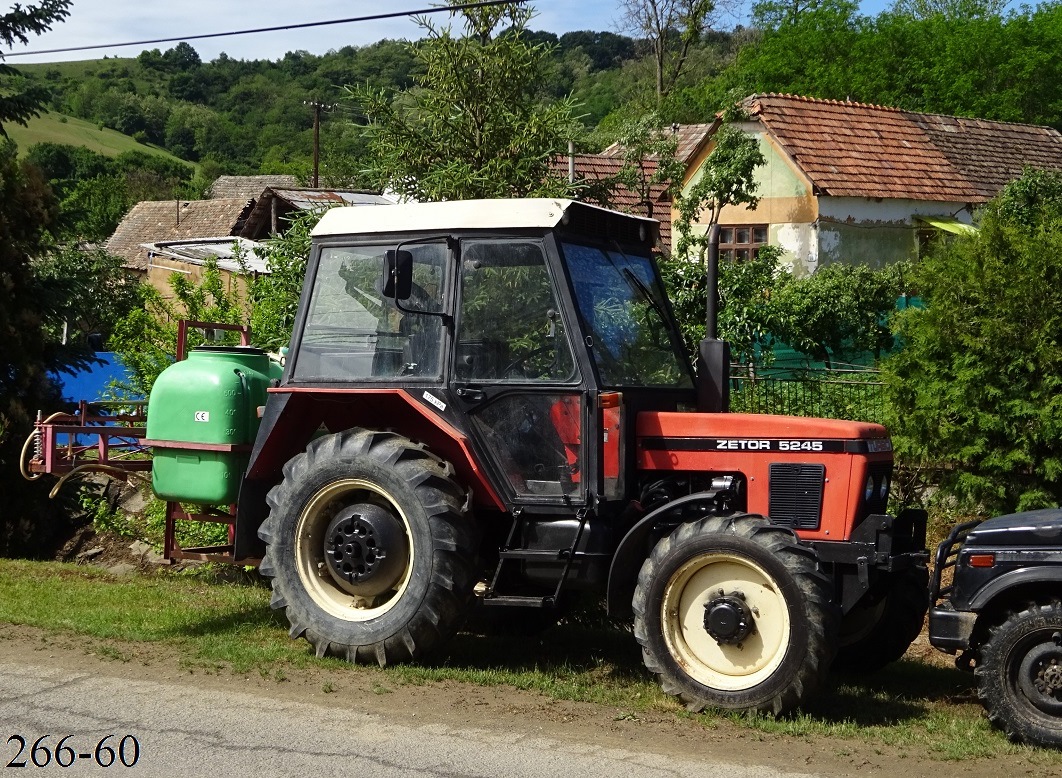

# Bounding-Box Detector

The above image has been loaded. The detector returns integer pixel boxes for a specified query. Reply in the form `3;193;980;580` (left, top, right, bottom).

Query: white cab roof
311;198;657;238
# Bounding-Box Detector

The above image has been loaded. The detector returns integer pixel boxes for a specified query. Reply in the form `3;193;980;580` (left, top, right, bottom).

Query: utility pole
304;101;335;188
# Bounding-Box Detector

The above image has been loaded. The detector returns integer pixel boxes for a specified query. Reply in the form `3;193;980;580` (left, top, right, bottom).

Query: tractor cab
264;198;695;521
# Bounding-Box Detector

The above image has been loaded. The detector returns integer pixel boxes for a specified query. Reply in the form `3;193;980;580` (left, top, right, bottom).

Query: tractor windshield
562;242;693;389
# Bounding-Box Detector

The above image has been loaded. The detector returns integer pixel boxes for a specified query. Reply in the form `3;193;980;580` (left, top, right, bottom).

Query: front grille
769;463;825;530
930;519;982;604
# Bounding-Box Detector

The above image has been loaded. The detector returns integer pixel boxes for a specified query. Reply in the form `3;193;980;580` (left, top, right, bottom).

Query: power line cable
2;0;528;58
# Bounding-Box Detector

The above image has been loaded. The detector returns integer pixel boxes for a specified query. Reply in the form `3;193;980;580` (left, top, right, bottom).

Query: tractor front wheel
833;564;929;673
258;429;477;665
633;514;838;715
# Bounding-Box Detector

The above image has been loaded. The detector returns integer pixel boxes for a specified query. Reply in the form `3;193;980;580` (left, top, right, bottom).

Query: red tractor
31;198;929;715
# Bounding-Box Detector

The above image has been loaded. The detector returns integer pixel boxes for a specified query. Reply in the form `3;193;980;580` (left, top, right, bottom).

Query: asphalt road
0;660;822;778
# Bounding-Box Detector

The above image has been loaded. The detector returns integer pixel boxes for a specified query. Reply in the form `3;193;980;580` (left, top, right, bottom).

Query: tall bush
883;169;1062;513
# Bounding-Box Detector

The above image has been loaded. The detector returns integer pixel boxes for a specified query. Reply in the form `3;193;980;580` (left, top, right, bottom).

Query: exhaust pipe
696;224;731;413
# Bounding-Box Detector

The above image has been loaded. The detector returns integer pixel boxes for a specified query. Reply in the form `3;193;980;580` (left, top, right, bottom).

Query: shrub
883;169;1062;513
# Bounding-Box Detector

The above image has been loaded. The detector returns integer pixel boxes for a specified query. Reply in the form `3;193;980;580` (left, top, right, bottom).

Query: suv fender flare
968;566;1062;611
605;491;723;620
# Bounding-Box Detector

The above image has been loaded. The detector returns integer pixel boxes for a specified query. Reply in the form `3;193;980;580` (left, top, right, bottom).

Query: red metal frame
163;502;259;566
26;400;150;477
175;319;251;361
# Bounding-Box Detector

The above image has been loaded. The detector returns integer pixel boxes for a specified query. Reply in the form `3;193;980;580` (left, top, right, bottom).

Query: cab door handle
455;387;485;402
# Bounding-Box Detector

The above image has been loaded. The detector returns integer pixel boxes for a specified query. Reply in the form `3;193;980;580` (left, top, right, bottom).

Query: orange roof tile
598;123;715;165
551;153;673;245
746;94;1062;202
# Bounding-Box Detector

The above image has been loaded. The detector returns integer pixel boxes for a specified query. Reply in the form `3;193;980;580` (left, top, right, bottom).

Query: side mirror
384;250;413;301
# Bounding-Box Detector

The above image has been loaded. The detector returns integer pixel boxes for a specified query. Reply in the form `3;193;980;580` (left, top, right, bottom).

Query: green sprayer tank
146;347;282;504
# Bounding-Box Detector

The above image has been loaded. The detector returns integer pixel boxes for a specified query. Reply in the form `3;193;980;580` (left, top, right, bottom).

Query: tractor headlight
879;476;890;500
865;475;875;502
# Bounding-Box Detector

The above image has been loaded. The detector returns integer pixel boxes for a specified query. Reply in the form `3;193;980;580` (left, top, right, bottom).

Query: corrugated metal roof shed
268;189;393;209
142;237;270;274
237;188;392;239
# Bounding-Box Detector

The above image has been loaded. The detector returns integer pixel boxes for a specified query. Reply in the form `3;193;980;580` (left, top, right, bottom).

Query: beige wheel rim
661;551;791;692
294;478;414;622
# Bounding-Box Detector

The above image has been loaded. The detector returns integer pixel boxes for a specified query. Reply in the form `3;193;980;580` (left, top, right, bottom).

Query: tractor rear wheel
633;514;838;715
833;565;929;673
258;428;477;665
977;601;1062;748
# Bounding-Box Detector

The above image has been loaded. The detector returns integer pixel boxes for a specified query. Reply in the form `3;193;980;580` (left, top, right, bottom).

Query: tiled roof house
679;94;1062;273
106;184;392;307
555;127;714;249
555;154;672;246
106;198;254;272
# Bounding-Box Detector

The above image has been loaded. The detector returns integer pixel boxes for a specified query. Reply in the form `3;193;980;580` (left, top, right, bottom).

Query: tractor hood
637;412;892;454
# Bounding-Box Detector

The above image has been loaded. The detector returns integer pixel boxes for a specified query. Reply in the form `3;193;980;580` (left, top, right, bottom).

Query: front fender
605;492;721;619
968;566;1062;611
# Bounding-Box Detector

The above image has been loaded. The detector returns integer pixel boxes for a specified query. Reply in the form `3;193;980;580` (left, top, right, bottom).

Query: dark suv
929;508;1062;748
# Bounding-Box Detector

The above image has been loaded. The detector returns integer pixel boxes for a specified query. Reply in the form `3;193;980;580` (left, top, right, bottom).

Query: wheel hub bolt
323;502;407;597
1041;662;1062;692
703;590;755;645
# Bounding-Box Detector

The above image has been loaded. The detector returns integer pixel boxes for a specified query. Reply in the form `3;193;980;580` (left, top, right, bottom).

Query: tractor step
481;595;553;608
487;506;592;604
498;549;571;561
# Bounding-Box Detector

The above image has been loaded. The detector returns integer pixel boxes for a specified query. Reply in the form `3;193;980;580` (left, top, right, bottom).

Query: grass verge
0;558;1059;763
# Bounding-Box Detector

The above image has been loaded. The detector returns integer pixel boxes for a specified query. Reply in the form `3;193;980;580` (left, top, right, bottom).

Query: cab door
449;238;587;505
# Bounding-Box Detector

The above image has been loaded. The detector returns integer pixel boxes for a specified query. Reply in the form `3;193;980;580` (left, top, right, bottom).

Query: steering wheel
502;345;556;379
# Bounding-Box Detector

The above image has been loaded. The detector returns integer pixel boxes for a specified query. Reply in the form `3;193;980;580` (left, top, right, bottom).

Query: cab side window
455;240;575;382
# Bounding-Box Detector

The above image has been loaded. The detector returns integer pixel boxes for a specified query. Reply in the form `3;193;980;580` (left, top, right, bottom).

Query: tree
161;42;202;73
621;0;719;106
770;262;906;368
351;1;581;201
883;169;1062;514
661;242;783;365
752;0;855;28
731;0;864;101
31;244;141;347
0;138;101;555
110;258;247;399
888;0;1004;19
0;0;71;132
673;104;765;262
250;210;320;352
612;112;685;220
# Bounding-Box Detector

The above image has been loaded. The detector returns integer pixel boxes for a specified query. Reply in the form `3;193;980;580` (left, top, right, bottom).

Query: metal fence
729;367;886;425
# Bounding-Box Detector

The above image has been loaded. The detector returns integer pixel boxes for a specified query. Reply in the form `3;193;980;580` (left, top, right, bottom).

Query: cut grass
4;110;191;163
0;558;1059;763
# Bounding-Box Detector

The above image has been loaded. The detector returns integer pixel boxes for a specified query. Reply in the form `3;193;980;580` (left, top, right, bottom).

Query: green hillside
4;110;190;166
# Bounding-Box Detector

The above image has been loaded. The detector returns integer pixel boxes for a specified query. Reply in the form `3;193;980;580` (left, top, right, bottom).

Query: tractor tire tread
258;427;476;667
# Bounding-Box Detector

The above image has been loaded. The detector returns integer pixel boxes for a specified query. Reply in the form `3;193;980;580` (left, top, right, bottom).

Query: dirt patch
0;623;1056;778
